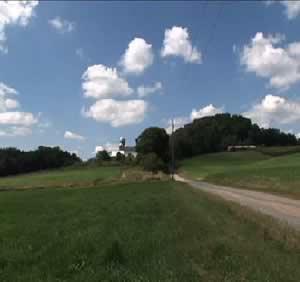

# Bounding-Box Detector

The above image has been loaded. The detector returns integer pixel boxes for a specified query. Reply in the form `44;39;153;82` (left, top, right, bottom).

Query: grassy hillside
0;181;299;281
257;145;300;156
180;148;300;198
0;166;122;190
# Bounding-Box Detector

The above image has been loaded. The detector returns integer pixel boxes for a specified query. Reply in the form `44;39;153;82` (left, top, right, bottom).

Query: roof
124;146;136;153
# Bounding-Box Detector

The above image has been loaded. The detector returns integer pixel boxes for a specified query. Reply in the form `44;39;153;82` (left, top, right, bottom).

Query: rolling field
180;148;300;198
0;180;300;281
0;166;121;190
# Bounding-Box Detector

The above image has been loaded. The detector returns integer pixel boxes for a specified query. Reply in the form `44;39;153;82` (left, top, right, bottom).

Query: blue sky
1;1;300;159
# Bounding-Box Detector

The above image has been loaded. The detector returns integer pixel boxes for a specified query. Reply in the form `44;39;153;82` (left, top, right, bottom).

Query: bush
116;152;125;162
96;150;111;163
142;153;165;173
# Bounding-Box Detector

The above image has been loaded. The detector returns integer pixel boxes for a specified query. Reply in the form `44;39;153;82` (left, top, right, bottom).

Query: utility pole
171;119;175;180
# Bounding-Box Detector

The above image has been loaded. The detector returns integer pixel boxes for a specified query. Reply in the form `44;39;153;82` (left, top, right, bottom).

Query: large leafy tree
96;150;111;162
136;127;169;163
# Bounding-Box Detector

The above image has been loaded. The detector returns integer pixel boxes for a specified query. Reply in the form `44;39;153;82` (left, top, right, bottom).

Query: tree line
0;113;298;177
172;114;298;159
135;113;299;171
0;146;81;177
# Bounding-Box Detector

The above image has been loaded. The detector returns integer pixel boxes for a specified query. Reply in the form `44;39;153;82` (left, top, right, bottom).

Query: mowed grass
0;181;300;281
180;148;300;198
0;166;121;190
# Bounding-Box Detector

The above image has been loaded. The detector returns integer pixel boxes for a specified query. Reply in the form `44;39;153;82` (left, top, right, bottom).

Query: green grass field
0;166;121;190
0;180;300;281
180;148;300;198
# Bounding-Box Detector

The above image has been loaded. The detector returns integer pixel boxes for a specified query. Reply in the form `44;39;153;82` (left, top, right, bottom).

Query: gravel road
175;174;300;231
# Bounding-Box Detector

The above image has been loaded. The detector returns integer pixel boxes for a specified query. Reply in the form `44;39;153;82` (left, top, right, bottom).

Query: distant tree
0;146;81;177
136;127;169;163
171;113;299;160
96;150;111;162
142;153;164;173
116;152;125;162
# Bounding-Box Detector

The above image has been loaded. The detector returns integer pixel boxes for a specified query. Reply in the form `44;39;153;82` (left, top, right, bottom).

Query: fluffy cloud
0;82;38;131
0;126;32;137
166;117;190;134
269;1;300;19
137;82;162;97
0;83;19;111
165;104;223;134
241;32;300;90
191;104;224;120
48;17;75;33
0;1;38;52
64;130;85;141
82;64;133;99
281;1;300;19
161;26;202;63
297;133;300;139
4;98;19;109
243;94;300;128
121;38;154;74
0;82;17;96
83;99;147;127
0;112;38;126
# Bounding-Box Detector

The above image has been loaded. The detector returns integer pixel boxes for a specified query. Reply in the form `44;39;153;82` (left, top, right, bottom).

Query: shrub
96;150;111;163
142;153;165;173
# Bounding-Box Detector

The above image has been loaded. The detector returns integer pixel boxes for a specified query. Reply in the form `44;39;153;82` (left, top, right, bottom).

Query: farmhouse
109;146;137;158
95;137;137;158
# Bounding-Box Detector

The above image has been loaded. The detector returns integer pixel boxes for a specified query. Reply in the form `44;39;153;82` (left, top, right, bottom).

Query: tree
0;146;81;177
96;150;111;162
136;127;169;163
116;152;125;162
171;113;298;160
142;153;164;173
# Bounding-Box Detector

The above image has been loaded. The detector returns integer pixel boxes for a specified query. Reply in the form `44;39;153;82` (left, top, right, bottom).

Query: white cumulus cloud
0;126;32;137
82;64;133;99
268;1;300;19
0;112;38;126
121;38;154;74
83;99;147;127
166;104;223;134
190;104;224;120
0;82;38;132
241;32;300;90
166;117;190;134
0;82;18;96
137;82;162;97
49;17;75;33
0;1;38;53
243;94;300;128
161;26;202;63
4;98;19;109
281;1;300;19
0;83;19;112
64;130;85;141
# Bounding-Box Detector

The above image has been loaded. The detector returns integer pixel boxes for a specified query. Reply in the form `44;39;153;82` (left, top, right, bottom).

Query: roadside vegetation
180;148;300;198
0;180;299;281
